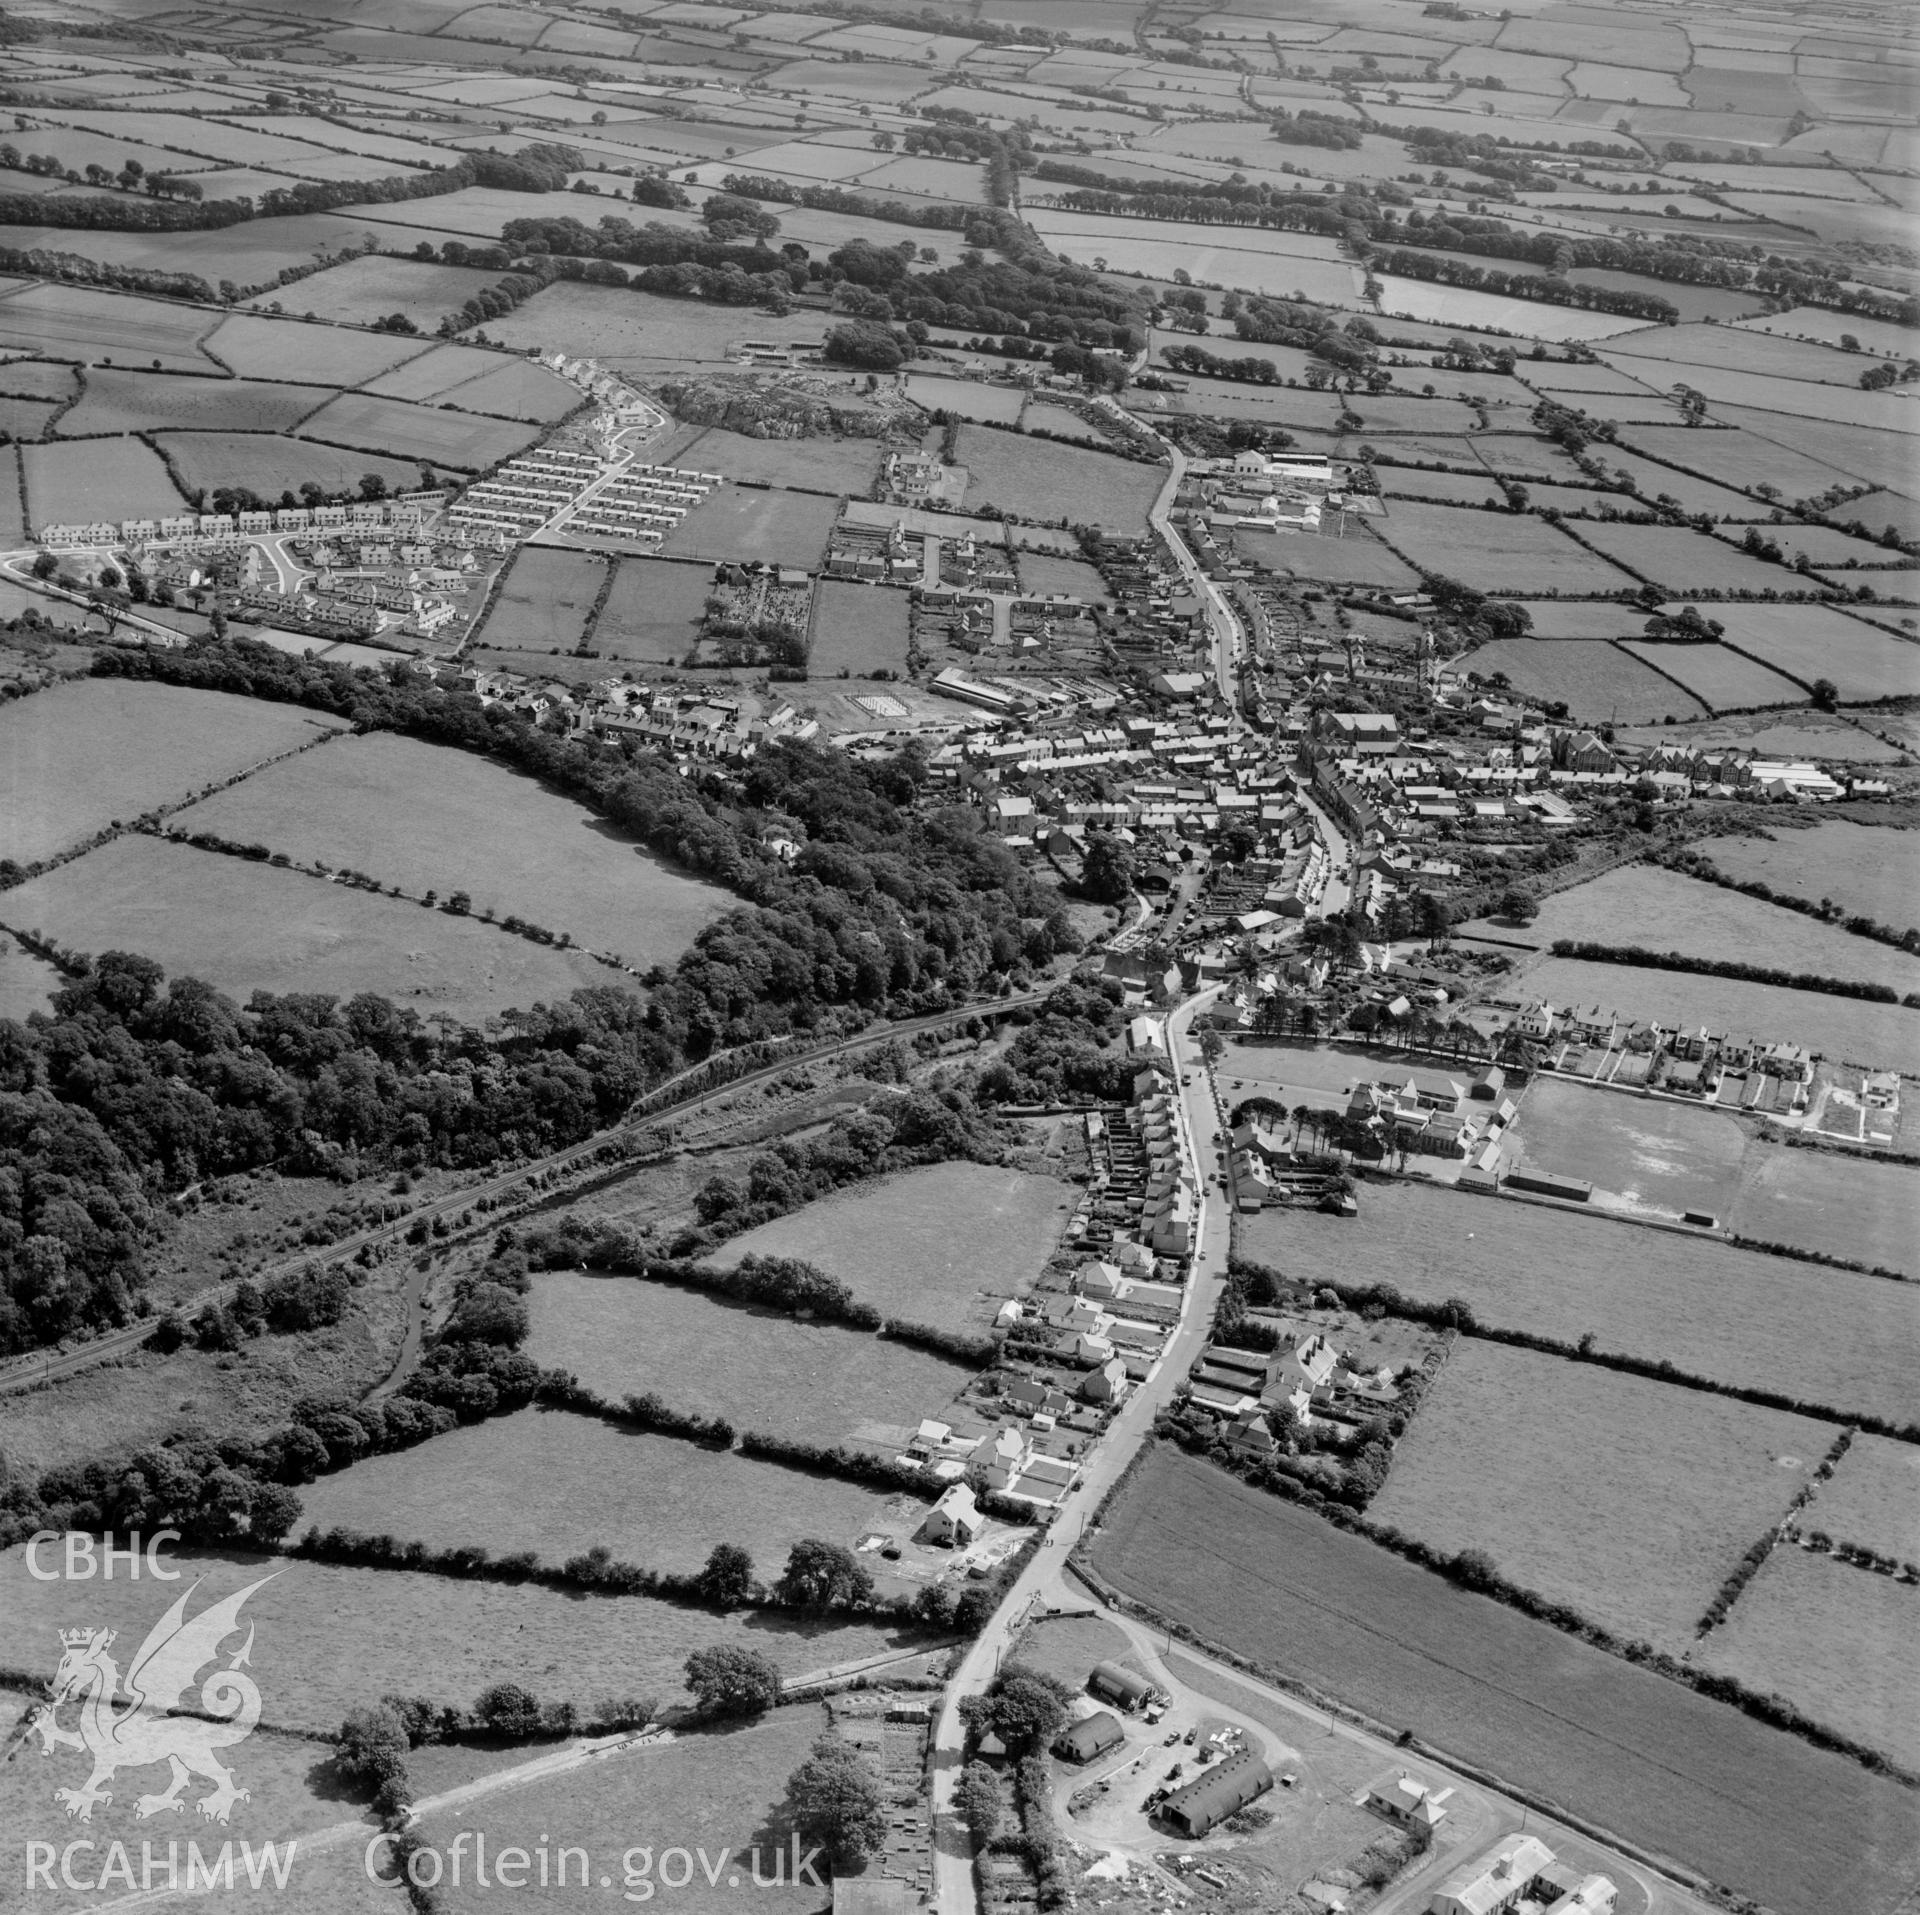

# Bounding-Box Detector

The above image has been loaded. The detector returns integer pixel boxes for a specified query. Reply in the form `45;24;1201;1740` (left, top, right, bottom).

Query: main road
929;983;1231;1915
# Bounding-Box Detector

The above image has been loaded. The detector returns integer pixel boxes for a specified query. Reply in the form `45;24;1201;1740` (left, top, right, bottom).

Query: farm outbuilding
1053;1711;1125;1764
1160;1750;1273;1837
1087;1661;1157;1712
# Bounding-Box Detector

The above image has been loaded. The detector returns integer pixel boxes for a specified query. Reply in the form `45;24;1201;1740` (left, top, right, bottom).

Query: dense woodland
0;640;1082;1358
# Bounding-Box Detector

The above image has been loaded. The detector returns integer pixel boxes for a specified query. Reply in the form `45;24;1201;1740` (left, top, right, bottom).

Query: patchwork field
809;577;910;675
1699;1546;1920;1775
1707;603;1920;703
477;544;608;652
1491;863;1920;999
1377;500;1633;592
171;730;729;967
955;425;1162;532
1570;520;1809;594
1370;1339;1829;1652
298;1408;910;1576
54;367;324;437
711;1161;1072;1334
1617;640;1808;711
22;434;184;526
296;390;540;471
1456;638;1705;722
257;254;506;329
0;281;218;369
1698;822;1920;934
207;312;434;386
1238;1181;1918;1427
591;554;713;664
1803;1434;1920;1562
528;1271;972;1449
0;834;614;1025
0;1543;908;1733
0;678;347;869
153;430;427;503
1091;1447;1920;1915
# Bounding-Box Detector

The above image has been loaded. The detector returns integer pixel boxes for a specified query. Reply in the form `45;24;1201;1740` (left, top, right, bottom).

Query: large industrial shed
1159;1751;1274;1837
1053;1711;1126;1764
1087;1660;1157;1712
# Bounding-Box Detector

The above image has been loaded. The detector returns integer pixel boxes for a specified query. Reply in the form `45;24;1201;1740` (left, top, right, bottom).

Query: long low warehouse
1160;1751;1273;1838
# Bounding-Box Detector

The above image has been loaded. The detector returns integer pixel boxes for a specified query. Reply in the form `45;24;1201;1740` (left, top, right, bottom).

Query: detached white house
918;1483;982;1548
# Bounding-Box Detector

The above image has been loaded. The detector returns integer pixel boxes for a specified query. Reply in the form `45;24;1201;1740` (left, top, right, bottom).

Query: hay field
477;545;607;651
1371;1339;1828;1652
1377;500;1633;592
1;835;614;1025
22;435;184;526
659;486;840;568
809;578;910;674
1617;640;1806;711
1237;1181;1919;1426
1455;638;1704;722
1803;1434;1920;1560
0;1544;907;1732
956;425;1161;531
170;730;729;966
296;391;540;470
155;431;425;502
1091;1447;1919;1915
0;678;346;868
298;1408;904;1575
0;281;218;369
1711;603;1920;703
1495;863;1920;998
591;555;712;664
1698;822;1920;933
711;1161;1072;1333
528;1271;971;1448
55;368;323;437
1699;1547;1920;1774
1731;1147;1919;1279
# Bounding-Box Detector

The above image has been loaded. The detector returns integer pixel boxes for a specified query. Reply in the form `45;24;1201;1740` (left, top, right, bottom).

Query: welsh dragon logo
29;1576;274;1825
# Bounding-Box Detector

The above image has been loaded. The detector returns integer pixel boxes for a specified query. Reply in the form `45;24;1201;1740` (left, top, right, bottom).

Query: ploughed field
1090;1447;1920;1915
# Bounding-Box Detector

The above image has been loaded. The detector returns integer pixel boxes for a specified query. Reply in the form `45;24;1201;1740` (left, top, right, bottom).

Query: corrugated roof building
1160;1751;1273;1837
1053;1711;1126;1764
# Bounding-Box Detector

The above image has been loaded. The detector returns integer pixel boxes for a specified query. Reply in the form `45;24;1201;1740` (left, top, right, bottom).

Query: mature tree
334;1703;410;1797
775;1539;874;1611
956;1667;1071;1752
1810;677;1838;712
697;1542;758;1608
1080;832;1135;905
1493;886;1536;926
475;1682;543;1738
785;1735;889;1865
958;1760;1006;1846
684;1645;783;1717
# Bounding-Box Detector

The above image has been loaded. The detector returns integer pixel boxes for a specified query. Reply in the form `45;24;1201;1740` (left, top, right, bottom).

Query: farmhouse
1159;1750;1273;1837
1364;1769;1452;1829
1053;1711;1126;1764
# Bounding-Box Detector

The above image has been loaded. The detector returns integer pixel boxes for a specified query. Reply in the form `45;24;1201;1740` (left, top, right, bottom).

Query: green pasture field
0;834;614;1026
55;368;324;437
1700;1546;1920;1775
1371;277;1647;343
1455;638;1705;722
907;373;1025;424
1613;710;1902;763
1720;412;1919;502
0;212;373;290
1371;1338;1829;1653
1697;822;1920;936
483;284;829;369
711;1161;1073;1334
1236;523;1422;591
1602;322;1878;390
0;677;345;869
171;729;730;967
1802;1433;1920;1560
1377;500;1635;593
1238;1178;1919;1427
22;434;184;525
477;545;607;651
0;930;59;1021
809;577;910;675
0;359;77;402
297;1407;910;1577
1339;393;1483;435
1468;438;1591;483
1490;863;1920;998
1514;600;1642;638
660;486;840;568
1091;1447;1920;1915
1570;520;1810;594
0;282;219;371
1596;449;1773;522
1618;640;1806;711
1018;551;1110;600
1012;1612;1139;1695
1707;602;1920;703
679;426;882;497
528;1270;972;1449
1526;953;1920;1078
955;425;1162;532
1378;466;1506;507
0;394;53;437
591;555;713;664
1764;524;1914;570
1735;307;1920;358
154;431;426;502
419;355;582;423
259;255;507;330
1612;422;1858;505
207;311;434;386
0;1545;909;1733
1732;1147;1919;1280
360;341;507;403
296;391;540;471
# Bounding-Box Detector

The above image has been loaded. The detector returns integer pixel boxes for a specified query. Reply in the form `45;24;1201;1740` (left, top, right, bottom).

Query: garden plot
591;555;712;665
155;432;425;503
711;1161;1073;1335
1802;1433;1920;1561
207;311;434;385
476;545;607;652
55;368;323;437
22;435;183;526
955;426;1161;532
679;426;882;496
1456;638;1705;722
0;678;346;870
297;391;540;470
1619;641;1807;712
0;835;614;1027
1376;500;1633;592
1710;603;1920;702
1698;822;1920;935
1371;1339;1829;1653
809;578;910;675
1699;1547;1920;1775
172;729;728;967
0;281;218;369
